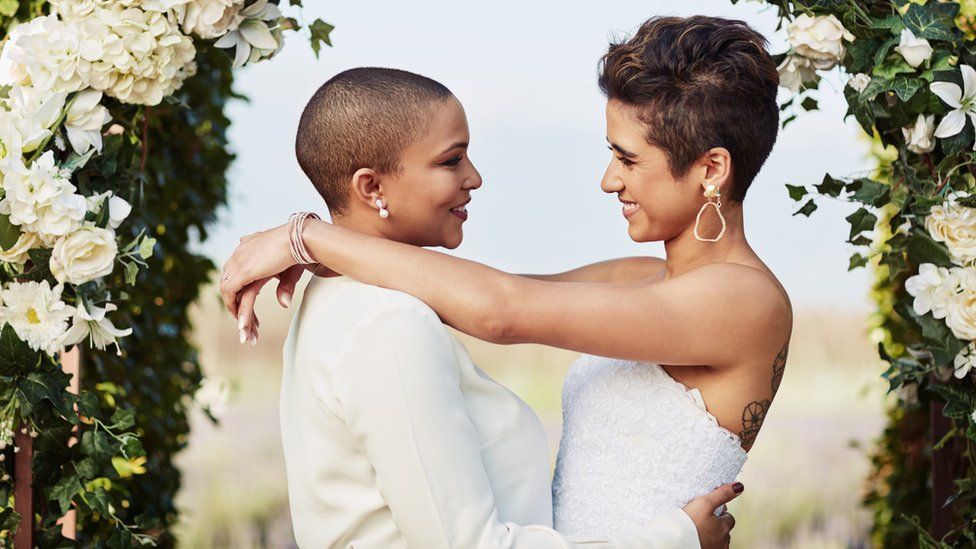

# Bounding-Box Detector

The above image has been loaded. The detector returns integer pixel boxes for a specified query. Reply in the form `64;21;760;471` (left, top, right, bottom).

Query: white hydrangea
178;0;245;39
74;5;197;106
214;0;283;68
0;109;26;169
0;15;86;93
848;73;871;93
904;263;961;319
7;86;68;153
59;300;132;355
64;89;112;154
0;280;75;354
51;0;191;19
50;225;118;285
0;151;86;241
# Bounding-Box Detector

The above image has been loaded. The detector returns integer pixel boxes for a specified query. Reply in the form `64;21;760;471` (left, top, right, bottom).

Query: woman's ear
349;167;383;209
700;147;732;195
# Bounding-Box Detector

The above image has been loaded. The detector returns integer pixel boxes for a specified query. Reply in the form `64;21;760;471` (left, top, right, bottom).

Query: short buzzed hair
295;67;453;214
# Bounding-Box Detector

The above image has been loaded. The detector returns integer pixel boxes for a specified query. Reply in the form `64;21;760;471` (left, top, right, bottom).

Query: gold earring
694;184;726;242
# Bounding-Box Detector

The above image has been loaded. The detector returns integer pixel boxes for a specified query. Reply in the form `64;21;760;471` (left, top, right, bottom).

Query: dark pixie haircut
598;16;779;203
295;67;453;214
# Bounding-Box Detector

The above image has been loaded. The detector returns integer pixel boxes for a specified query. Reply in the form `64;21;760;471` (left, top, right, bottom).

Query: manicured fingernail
239;329;247;344
282;292;292;307
732;482;744;494
238;314;246;330
249;332;258;346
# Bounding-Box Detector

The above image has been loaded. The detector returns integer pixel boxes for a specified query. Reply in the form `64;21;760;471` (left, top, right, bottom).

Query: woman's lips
450;205;468;221
622;201;640;218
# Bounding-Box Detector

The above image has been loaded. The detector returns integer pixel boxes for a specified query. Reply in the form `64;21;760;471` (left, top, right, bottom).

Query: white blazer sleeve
328;297;701;549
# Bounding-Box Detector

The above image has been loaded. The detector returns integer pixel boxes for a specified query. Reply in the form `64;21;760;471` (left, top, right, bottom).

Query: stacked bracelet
288;211;320;264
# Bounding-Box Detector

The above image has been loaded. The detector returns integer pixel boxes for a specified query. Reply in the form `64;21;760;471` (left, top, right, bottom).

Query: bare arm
522;257;665;283
289;221;785;367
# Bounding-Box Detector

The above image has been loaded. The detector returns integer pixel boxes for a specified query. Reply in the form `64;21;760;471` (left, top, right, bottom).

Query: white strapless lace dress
552;354;748;537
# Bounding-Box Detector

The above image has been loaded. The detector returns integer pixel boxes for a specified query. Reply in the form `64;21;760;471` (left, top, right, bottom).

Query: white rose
65;89;112;155
903;114;936;154
0;230;40;265
777;54;818;92
50;225;118;285
848;72;871;93
0;15;85;93
947;288;976;340
925;196;976;266
179;0;245;39
905;262;961;319
894;28;933;69
786;14;855;70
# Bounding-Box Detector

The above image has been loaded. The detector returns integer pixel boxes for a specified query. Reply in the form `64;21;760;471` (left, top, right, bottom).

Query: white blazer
280;275;700;548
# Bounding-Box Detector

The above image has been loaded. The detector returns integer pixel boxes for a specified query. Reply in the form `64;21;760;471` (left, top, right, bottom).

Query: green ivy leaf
125;261;139;285
138;236;156;260
0;323;39;376
849;178;890;206
785;184;807;202
81;431;115;463
846;207;878;242
815;174;845;197
110;407;136;431
907;228;953;267
903;1;961;42
51;474;84;515
849;253;869;270
793;198;818;217
308;19;335;57
873;58;916;80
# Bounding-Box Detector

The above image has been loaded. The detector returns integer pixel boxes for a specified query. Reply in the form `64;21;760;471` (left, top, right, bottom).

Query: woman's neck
662;201;754;280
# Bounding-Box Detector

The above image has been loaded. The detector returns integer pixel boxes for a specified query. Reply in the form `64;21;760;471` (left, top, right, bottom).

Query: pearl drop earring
376;198;389;219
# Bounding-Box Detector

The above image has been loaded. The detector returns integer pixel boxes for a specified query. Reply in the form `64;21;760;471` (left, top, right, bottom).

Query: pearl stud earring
376;198;389;219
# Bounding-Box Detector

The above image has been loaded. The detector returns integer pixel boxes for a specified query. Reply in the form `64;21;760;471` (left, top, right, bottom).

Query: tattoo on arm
738;339;790;449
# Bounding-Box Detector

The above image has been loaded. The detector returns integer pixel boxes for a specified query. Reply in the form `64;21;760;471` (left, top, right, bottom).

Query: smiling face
378;96;481;249
602;99;715;243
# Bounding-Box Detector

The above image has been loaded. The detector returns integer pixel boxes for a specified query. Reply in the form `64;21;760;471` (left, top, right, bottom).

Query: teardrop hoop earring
376;198;389;219
694;184;726;242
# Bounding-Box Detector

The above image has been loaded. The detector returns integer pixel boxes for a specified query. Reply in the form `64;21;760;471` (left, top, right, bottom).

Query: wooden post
932;399;954;540
12;345;80;546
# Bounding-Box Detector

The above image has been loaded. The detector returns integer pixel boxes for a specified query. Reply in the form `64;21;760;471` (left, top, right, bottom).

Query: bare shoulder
678;262;793;338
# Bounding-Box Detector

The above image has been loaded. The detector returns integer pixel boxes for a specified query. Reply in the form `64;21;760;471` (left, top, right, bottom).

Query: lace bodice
552;354;748;537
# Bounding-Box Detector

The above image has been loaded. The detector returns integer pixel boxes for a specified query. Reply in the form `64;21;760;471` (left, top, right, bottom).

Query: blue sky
199;0;876;310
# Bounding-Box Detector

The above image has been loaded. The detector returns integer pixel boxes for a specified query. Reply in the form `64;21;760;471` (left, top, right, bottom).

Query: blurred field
173;275;888;548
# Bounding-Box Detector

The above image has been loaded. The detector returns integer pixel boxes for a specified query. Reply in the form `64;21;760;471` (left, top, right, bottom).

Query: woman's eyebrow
438;142;468;155
606;138;637;158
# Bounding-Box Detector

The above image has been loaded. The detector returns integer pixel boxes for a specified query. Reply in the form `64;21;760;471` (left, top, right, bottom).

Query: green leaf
0;212;20;250
849;178;890;206
51;474;84;515
815;174;845;198
16;248;52;283
785;184;807;202
0;0;18;17
81;431;115;462
800;97;818;111
62;148;96;172
110;407;136;431
903;1;961;42
0;323;39;376
308;19;335;57
793;198;818;217
873;58;916;80
125;261;138;285
846;207;878;242
907;228;953;267
138;236;156;260
849;253;869;271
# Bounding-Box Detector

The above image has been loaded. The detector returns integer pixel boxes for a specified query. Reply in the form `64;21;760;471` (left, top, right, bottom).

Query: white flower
0;230;40;265
59;300;132;355
894;28;933;68
178;0;245;39
777;54;819;92
64;89;112;155
955;342;976;378
925;194;976;266
0;15;85;93
848;72;871;93
213;0;283;68
7;86;68;153
50;225;118;285
905;263;961;319
85;191;132;229
73;5;197;106
51;0;190;19
931;64;976;140
0;280;75;354
903;114;936;154
0;110;25;170
0;151;86;241
943;267;976;340
786;14;854;70
194;375;231;418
